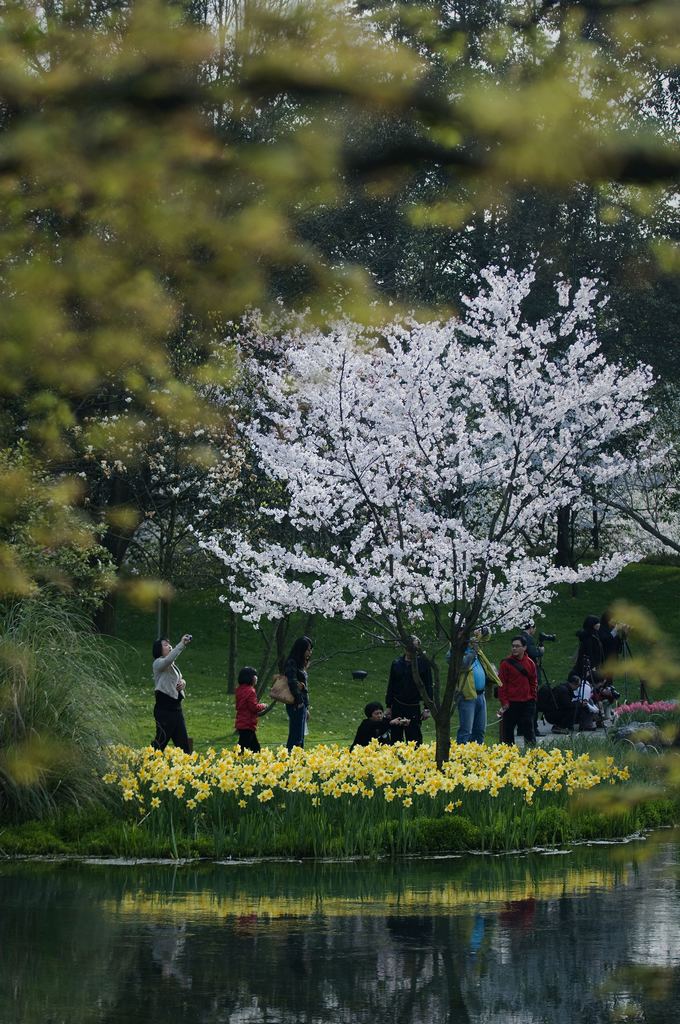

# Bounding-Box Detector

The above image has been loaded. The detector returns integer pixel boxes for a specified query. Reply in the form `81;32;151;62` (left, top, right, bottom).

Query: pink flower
613;701;678;717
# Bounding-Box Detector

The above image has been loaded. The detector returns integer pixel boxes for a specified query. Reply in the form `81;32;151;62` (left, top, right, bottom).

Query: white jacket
152;641;187;701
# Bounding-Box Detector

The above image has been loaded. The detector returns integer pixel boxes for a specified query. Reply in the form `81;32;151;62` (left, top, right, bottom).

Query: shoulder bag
269;674;295;705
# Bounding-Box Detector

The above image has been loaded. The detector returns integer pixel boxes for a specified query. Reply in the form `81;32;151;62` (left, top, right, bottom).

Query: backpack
537;683;559;719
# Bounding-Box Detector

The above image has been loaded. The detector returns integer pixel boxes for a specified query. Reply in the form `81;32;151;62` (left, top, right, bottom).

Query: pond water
2;837;680;1023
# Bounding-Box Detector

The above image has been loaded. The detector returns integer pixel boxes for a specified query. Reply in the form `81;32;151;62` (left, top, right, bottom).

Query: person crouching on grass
350;702;409;751
235;667;268;753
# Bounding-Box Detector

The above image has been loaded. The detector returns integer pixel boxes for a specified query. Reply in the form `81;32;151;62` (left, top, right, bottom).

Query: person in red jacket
498;637;538;746
235;667;268;753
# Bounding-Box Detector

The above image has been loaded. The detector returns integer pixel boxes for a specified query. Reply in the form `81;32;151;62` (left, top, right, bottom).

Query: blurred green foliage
0;443;115;608
0;0;678;601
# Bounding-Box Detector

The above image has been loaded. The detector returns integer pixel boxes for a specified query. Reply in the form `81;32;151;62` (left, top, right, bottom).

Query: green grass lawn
104;562;680;752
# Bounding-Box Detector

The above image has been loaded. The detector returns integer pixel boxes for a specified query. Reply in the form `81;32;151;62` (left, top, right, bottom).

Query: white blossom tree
203;266;656;764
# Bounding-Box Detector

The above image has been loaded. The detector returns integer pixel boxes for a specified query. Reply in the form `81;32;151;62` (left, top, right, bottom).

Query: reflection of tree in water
380;915;473;1024
85;902;680;1024
90;911;474;1024
461;883;680;1024
3;845;680;1024
461;894;610;1024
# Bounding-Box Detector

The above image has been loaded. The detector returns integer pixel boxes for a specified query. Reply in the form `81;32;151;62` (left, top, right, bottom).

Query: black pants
502;700;536;746
389;700;423;746
152;699;191;754
238;729;261;753
551;705;597;730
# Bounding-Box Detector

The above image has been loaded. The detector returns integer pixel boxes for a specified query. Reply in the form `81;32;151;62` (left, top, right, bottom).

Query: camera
539;632;557;644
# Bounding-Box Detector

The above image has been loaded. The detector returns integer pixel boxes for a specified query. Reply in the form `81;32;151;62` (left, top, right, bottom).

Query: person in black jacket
350;702;406;751
520;620;545;736
575;615;605;682
600;609;628;664
385;635;433;745
520;621;544;670
283;635;313;751
575;614;620;713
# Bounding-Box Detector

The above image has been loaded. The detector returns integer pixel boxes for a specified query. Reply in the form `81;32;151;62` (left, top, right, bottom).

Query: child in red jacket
235;667;268;752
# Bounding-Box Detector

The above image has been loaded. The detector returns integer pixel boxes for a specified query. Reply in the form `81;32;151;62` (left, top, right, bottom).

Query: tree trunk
591;488;600;550
227;607;238;695
432;629;470;769
256;620;279;698
92;475;139;636
434;712;451;769
555;506;573;567
94;591;118;636
275;616;290;669
157;596;170;638
555;506;578;595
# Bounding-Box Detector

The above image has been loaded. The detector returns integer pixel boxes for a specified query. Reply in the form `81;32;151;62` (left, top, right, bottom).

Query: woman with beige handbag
281;636;313;751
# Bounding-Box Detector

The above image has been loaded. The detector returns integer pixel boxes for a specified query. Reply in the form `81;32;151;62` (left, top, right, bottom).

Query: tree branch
603;497;680;555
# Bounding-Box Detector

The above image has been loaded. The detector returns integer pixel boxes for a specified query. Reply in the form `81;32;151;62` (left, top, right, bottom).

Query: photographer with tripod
600;610;628;663
520;621;557;734
599;609;649;704
574;615;620;721
520;621;543;673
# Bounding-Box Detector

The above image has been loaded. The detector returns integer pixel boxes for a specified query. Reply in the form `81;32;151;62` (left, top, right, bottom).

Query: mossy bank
1;795;678;860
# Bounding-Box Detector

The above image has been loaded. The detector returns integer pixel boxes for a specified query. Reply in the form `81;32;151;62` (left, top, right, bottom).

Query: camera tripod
620;636;649;704
537;658;551;689
532;657;551;736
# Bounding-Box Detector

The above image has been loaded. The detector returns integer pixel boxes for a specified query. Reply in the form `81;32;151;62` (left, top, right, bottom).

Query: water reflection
1;841;679;1023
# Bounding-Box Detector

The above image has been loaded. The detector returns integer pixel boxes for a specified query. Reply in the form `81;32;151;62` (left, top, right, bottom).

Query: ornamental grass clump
104;741;630;856
0;598;125;820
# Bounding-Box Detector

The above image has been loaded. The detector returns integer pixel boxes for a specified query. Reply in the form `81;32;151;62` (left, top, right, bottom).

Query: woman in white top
151;634;192;753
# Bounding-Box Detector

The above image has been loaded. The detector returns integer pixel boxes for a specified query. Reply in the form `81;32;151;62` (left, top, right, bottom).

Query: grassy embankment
1;563;679;859
2;737;677;859
106;562;680;751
